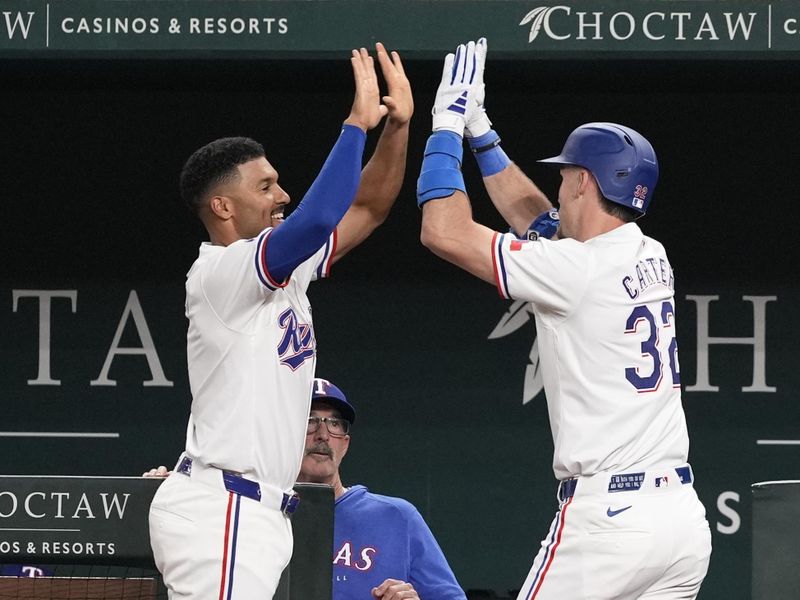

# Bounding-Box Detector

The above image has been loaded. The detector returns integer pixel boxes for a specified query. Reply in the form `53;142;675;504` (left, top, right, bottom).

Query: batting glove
519;209;560;241
431;38;487;137
464;38;492;139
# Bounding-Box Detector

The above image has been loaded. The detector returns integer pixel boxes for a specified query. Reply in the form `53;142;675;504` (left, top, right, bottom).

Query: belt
558;465;694;501
176;456;300;516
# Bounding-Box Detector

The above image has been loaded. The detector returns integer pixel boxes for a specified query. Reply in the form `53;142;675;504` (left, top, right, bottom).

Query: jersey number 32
624;301;680;392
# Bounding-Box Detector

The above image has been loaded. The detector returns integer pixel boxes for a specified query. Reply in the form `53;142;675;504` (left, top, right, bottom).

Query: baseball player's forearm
359;119;408;212
483;163;554;237
456;37;557;240
358;118;409;215
332;119;409;261
420;192;496;284
265;125;366;282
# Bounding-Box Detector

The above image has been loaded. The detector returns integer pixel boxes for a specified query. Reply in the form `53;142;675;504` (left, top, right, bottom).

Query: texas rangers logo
277;308;316;370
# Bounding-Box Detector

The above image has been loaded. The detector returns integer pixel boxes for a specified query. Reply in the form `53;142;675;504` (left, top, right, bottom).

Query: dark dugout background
1;55;798;598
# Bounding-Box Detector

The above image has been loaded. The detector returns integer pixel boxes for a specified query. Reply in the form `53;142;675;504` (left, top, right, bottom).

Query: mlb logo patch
655;476;669;488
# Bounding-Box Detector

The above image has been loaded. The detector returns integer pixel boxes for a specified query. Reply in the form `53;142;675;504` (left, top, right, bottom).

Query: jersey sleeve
491;232;592;317
406;509;467;600
281;229;337;289
310;229;337;282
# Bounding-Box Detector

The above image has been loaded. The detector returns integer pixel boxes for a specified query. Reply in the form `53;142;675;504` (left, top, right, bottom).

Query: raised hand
375;42;413;126
464;37;492;138
431;38;487;136
345;47;389;132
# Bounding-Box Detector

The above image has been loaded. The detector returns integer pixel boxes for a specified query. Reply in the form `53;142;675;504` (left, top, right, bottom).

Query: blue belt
559;466;693;501
176;456;300;516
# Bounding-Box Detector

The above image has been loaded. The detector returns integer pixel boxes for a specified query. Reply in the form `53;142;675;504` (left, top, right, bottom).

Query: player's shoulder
349;486;420;517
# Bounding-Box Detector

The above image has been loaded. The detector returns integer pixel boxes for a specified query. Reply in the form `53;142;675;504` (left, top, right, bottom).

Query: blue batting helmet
312;378;356;425
538;123;658;215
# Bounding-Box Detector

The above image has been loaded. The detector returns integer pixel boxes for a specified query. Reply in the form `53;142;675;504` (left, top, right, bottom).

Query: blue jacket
332;485;466;600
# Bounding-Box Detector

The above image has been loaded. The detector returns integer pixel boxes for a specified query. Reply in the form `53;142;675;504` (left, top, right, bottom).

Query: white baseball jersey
492;223;689;480
184;227;337;491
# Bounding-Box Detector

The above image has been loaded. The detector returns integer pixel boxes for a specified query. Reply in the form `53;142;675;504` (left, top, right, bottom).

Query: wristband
468;130;501;152
468;130;510;177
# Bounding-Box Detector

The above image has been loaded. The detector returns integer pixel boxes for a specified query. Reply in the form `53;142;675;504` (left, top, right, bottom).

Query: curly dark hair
180;137;266;216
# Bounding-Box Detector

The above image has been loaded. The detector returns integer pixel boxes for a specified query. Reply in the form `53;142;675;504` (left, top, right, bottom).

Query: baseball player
299;378;467;600
416;39;711;599
148;44;413;600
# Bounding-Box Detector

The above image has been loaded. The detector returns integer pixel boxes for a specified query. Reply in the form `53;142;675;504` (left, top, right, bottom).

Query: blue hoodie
332;485;466;600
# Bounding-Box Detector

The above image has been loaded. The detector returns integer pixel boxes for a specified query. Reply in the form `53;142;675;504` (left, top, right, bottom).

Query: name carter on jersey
621;256;674;299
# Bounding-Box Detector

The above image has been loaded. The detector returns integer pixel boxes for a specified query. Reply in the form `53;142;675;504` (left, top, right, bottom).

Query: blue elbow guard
416;131;466;207
468;130;511;177
517;209;560;241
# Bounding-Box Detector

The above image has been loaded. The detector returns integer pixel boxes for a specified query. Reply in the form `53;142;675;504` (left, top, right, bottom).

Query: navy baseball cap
312;378;356;425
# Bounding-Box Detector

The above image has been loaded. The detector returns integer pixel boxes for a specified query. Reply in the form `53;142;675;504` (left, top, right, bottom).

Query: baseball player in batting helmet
417;38;711;600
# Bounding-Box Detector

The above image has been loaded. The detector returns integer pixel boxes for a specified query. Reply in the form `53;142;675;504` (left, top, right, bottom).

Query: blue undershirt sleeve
264;124;366;283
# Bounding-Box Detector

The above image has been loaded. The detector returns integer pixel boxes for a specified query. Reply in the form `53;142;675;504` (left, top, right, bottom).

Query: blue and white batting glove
458;38;510;177
464;38;492;139
518;209;560;241
431;38;487;137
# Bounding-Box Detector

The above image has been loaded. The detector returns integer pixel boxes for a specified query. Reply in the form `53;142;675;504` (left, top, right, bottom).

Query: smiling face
297;401;350;486
215;157;291;240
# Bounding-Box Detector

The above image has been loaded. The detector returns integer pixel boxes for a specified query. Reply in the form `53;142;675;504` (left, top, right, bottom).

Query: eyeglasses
307;416;350;437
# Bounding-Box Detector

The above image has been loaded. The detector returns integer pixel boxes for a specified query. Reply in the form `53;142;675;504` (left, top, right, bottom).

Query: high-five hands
463;38;492;139
431;38;487;137
375;42;413;127
345;43;413;132
345;47;389;132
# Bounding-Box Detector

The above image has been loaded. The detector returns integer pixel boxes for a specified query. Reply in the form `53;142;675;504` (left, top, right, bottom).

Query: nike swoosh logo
606;505;633;517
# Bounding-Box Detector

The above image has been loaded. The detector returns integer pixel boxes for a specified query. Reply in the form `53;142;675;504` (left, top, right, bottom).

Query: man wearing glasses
145;378;465;600
298;378;466;600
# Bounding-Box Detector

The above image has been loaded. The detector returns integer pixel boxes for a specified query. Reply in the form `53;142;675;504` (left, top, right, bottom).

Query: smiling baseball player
148;44;412;600
417;38;711;599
